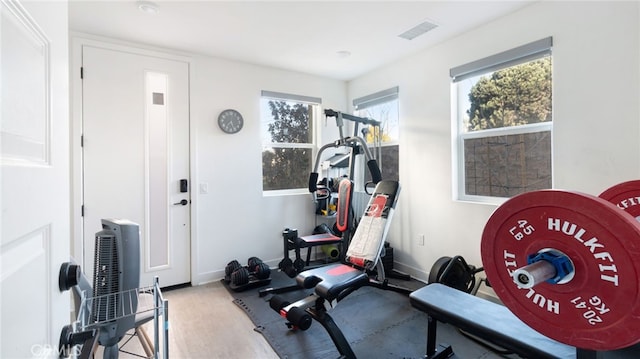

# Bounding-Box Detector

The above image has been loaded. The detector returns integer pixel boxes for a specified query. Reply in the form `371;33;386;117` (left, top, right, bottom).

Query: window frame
451;38;553;204
353;87;400;187
261;90;321;195
353;86;399;145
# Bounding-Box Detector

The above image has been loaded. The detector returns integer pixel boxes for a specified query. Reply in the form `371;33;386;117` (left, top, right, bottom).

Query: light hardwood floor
95;281;279;359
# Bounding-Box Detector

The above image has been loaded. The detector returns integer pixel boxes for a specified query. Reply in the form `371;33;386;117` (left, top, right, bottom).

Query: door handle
173;199;188;206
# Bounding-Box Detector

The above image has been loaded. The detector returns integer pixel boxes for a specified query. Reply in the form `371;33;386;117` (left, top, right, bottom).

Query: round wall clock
217;109;244;134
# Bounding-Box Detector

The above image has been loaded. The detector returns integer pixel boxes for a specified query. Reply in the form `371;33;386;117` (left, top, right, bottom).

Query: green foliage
266;100;311;143
262;100;312;190
467;57;552;131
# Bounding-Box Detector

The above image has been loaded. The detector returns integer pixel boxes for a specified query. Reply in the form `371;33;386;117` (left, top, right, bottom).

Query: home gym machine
275;109;384;278
268;180;413;359
308;109;383;196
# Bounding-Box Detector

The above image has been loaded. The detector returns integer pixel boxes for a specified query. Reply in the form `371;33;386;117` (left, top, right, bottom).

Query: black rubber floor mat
227;271;512;359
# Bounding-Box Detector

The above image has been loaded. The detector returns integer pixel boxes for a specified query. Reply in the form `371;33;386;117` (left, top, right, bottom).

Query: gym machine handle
309;172;319;193
309;157;380;194
367;159;382;184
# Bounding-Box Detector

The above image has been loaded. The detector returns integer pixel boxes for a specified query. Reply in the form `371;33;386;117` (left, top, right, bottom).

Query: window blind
261;90;321;104
353;86;399;110
450;37;552;83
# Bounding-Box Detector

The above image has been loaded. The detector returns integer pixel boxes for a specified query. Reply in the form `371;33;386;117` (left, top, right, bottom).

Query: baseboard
192;269;224;286
392;262;429;284
193;258;283;286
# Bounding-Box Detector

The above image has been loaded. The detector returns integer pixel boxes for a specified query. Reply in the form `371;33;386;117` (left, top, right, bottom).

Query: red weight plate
481;190;640;351
599;180;640;220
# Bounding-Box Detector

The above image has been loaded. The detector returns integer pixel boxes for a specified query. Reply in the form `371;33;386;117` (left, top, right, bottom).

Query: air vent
398;20;438;40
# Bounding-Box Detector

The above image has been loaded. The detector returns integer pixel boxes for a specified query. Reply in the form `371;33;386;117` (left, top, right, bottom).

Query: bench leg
427;315;437;355
426;315;453;359
307;308;356;359
306;245;312;266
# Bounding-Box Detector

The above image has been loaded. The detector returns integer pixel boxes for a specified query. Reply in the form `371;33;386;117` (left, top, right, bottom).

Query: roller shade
450;37;552;83
261;90;321;104
353;86;399;110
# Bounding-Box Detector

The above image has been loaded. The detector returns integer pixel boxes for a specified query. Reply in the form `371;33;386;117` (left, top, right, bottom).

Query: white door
1;1;70;358
81;45;191;288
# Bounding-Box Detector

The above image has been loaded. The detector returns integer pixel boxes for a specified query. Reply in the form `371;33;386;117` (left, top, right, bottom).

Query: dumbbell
227;257;272;286
224;260;242;284
224;259;254;286
247;257;271;280
277;257;298;278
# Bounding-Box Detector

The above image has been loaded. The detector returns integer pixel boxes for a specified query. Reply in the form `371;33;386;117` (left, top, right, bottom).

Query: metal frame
74;276;169;359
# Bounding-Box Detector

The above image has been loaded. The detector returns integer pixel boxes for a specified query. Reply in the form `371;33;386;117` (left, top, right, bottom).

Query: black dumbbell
278;257;292;271
247;257;271;280
248;256;262;268
278;257;298;278
224;260;242;283
231;266;250;285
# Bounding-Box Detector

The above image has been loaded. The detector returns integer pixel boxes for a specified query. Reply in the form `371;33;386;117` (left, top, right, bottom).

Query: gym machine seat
279;178;353;276
269;180;410;359
409;283;575;359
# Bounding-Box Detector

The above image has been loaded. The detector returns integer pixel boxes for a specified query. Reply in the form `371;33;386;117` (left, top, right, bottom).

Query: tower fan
92;218;141;359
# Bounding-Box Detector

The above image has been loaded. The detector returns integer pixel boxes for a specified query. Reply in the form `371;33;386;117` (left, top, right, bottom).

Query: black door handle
173;199;188;206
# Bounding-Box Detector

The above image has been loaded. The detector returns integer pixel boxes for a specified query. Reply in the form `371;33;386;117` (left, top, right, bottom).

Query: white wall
70;37;346;285
347;1;640;280
180;56;347;284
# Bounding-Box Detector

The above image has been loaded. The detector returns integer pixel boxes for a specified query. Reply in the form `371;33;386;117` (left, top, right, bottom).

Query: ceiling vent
398;20;438;40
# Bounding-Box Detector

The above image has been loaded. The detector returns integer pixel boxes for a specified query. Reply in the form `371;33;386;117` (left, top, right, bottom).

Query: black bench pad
410;283;575;359
296;263;369;301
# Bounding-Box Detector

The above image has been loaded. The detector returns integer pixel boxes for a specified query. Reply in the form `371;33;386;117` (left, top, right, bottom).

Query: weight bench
268;180;411;358
409;283;576;359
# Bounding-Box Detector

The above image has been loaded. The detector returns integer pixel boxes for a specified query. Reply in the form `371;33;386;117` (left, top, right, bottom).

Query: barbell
480;180;640;351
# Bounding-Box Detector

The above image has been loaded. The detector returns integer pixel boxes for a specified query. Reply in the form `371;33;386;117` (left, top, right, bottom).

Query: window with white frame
452;38;553;202
261;90;320;192
353;86;399;182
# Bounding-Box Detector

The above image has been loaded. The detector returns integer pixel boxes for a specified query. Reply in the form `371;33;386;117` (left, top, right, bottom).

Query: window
452;38;553;202
353;87;399;182
261;91;321;192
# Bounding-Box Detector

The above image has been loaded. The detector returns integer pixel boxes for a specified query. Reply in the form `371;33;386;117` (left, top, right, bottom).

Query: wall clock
217;109;244;134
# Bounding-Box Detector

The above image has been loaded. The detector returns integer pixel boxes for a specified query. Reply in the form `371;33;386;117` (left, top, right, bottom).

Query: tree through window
466;58;551;131
452;38;553;201
261;91;319;192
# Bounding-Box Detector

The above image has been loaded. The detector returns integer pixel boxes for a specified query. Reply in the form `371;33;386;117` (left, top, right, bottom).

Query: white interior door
81;45;191;288
1;1;70;358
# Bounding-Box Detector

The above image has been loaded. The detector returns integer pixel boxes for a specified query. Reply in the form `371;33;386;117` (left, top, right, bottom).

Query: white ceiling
68;1;535;81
